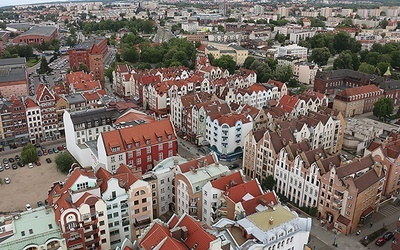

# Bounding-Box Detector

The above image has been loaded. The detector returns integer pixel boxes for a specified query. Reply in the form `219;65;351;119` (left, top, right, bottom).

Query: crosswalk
378;203;400;217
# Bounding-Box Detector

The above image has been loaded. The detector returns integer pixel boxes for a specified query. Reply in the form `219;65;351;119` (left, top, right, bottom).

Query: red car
375;237;386;246
57;145;63;151
35;160;41;166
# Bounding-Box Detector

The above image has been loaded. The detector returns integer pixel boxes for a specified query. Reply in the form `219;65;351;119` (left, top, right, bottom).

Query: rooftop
18;26;57;37
0;68;27;83
245;205;296;232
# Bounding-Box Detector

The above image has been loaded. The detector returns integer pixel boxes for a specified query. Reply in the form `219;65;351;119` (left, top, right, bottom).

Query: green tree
78;63;90;73
376;62;390;76
261;175;277;191
358;62;376;74
380;20;389;29
243;56;256;69
121;45;139;63
21;143;39;164
275;33;286;44
309;47;331;66
333;51;354;70
55;151;77;174
217;25;225;32
38;56;51;74
213;55;236;74
274;64;293;83
105;66;115;82
373;97;394;120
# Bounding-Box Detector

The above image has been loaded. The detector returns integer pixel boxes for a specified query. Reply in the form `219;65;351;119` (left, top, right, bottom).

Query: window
134;200;139;205
113;212;118;217
99;221;105;226
136;149;141;156
142;207;147;212
142;198;147;203
146;147;151;154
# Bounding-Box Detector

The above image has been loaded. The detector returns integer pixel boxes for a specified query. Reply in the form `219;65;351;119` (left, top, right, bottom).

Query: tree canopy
309;47;331;66
55;152;77;174
211;55;236;74
373;97;394;120
21;143;39;164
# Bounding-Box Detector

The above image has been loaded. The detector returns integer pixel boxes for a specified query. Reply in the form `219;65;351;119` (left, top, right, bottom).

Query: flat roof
185;164;230;193
246;205;296;232
0;57;26;68
0;68;27;83
0;207;63;249
18;26;57;37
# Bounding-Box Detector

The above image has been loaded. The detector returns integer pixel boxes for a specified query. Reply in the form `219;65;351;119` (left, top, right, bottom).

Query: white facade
289;30;316;44
205;114;253;156
277;44;308;60
25;100;43;143
294;63;321;85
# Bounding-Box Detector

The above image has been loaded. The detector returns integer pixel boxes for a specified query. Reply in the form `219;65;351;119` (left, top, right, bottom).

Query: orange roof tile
178;155;215;173
140;223;186;250
211;172;244;190
225;179;263;203
241;192;278;215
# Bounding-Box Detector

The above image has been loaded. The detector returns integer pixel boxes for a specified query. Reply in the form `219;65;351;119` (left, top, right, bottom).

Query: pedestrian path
378;203;400;217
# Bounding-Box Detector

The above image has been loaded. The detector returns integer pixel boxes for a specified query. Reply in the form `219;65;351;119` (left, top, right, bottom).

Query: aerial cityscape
0;0;399;249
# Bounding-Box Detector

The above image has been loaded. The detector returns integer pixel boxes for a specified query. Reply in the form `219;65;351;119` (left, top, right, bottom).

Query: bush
360;227;387;246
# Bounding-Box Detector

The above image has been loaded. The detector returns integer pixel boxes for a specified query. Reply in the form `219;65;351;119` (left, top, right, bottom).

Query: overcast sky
0;0;67;7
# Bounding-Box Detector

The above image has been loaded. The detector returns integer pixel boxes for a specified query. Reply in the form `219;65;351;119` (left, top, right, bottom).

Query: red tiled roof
24;97;38;108
211;172;244;190
114;109;155;125
267;79;284;89
139;222;186;250
96;167;113;192
214;113;251;127
225;179;263;203
336;84;382;98
241;191;278;215
179;155;215;173
278;95;299;113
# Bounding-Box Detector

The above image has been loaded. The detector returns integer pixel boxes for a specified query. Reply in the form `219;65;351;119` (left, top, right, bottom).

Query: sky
0;0;67;8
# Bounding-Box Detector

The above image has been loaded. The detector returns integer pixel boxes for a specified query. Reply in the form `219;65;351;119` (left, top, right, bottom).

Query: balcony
122;212;129;218
67;238;83;246
122;220;130;227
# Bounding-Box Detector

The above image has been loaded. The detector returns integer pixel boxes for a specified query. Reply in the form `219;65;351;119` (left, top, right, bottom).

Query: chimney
230;180;237;187
171;226;188;241
173;159;179;166
269;217;274;225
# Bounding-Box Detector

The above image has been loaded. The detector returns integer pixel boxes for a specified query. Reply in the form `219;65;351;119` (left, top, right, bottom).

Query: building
68;38;108;86
13;26;57;44
365;132;400;197
314;70;400;106
175;157;230;220
0;57;28;98
294;62;321;85
317;155;385;235
97;119;177;174
332;85;383;117
205;112;253;160
204;42;248;66
138;214;226;250
35;84;60;141
0;207;67;250
24;97;44;144
47;166;111;250
213;205;312;249
276;44;308;60
289;30;316;44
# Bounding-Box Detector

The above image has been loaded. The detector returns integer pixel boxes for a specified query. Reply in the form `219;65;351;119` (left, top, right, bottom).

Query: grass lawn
26;58;40;67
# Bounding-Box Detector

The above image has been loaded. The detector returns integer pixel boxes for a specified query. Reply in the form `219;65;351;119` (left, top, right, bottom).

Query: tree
213;55;236;74
275;33;286;44
373;97;394;120
243;56;256;69
274;64;292;83
333;51;353;70
105;66;115;82
217;25;225;32
21;143;39;164
55;151;77;174
78;63;90;73
380;20;389;29
121;45;139;63
262;175;276;191
358;62;376;74
37;56;51;74
309;47;331;66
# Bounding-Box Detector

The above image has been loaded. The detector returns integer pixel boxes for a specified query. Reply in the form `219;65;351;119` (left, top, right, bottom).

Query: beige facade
333;98;364;118
205;42;248;66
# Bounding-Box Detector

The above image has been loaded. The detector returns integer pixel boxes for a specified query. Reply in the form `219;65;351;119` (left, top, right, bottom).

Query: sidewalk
310;202;400;250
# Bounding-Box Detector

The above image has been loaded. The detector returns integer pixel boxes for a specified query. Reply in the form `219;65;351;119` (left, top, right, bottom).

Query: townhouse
47;166;111;250
170;93;202;135
297;89;328;113
175;157;230;220
205;112;253;160
97;119;177;174
35;84;60;141
234;83;279;109
317;155;385;235
277;95;307;118
24;97;43;145
333;84;383;117
113;64;133;98
365;132;400;197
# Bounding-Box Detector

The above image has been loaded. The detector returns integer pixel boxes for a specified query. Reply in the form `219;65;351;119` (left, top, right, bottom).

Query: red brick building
13;26;57;44
68;38;108;87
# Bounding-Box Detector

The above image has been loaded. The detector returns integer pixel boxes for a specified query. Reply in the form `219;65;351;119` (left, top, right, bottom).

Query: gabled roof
335;84;382;98
241;191;278;216
336;155;375;178
211;172;244;190
139;222;186;250
213;113;251;127
353;168;382;194
225;179;263;203
35;84;55;103
178;154;215;173
278;95;300;113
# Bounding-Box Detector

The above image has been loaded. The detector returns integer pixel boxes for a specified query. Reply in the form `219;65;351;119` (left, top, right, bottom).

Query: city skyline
0;0;67;7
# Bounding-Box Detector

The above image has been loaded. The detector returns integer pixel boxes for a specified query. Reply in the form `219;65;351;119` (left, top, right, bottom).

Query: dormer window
127;143;132;149
111;146;120;152
135;142;140;147
146;139;150;145
167;134;172;140
158;136;162;142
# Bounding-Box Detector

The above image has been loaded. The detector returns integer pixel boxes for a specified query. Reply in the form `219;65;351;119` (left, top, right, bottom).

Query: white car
28;163;33;168
4;177;10;184
25;204;32;211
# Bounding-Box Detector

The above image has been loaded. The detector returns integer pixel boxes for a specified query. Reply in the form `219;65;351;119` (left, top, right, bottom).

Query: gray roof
0;57;26;68
228;44;246;50
18;26;57;37
74;38;105;50
65;93;86;104
0;68;27;83
70;107;128;127
6;23;32;30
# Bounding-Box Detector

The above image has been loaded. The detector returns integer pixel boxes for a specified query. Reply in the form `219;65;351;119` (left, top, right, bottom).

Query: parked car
375;237;386;246
35;160;41;166
48;149;53;154
3;158;8;164
35;143;41;148
15;155;21;161
46;158;52;163
38;150;43;156
62;144;67;150
0;165;3;172
57;145;63;151
53;147;59;153
25;204;32;211
4;163;9;170
4;177;10;184
12;163;17;169
17;161;25;167
28;163;33;168
8;157;14;163
43;150;48;156
37;201;43;207
383;231;394;241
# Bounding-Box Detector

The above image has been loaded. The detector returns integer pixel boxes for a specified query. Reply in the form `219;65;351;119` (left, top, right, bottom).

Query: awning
136;214;150;222
361;207;374;218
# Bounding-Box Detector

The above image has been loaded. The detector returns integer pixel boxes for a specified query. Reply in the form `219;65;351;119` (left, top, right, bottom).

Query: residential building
113;64;132;98
139;214;226;250
13;26;57;44
277;95;307;118
24;97;43;144
9;96;28;146
267;80;288;99
213;204;312;250
204;42;248;66
35;84;60;141
205;112;253;160
175;157;230;220
171;93;202;135
97;119;177;174
333;85;383;117
0;207;67;250
290;30;316;44
294;62;321;85
0;57;28;98
276;44;308;60
47;166;111;249
365;132;400;197
317;155;385;235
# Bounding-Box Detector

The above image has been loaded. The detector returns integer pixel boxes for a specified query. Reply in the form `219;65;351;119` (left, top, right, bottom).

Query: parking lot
0;151;67;213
